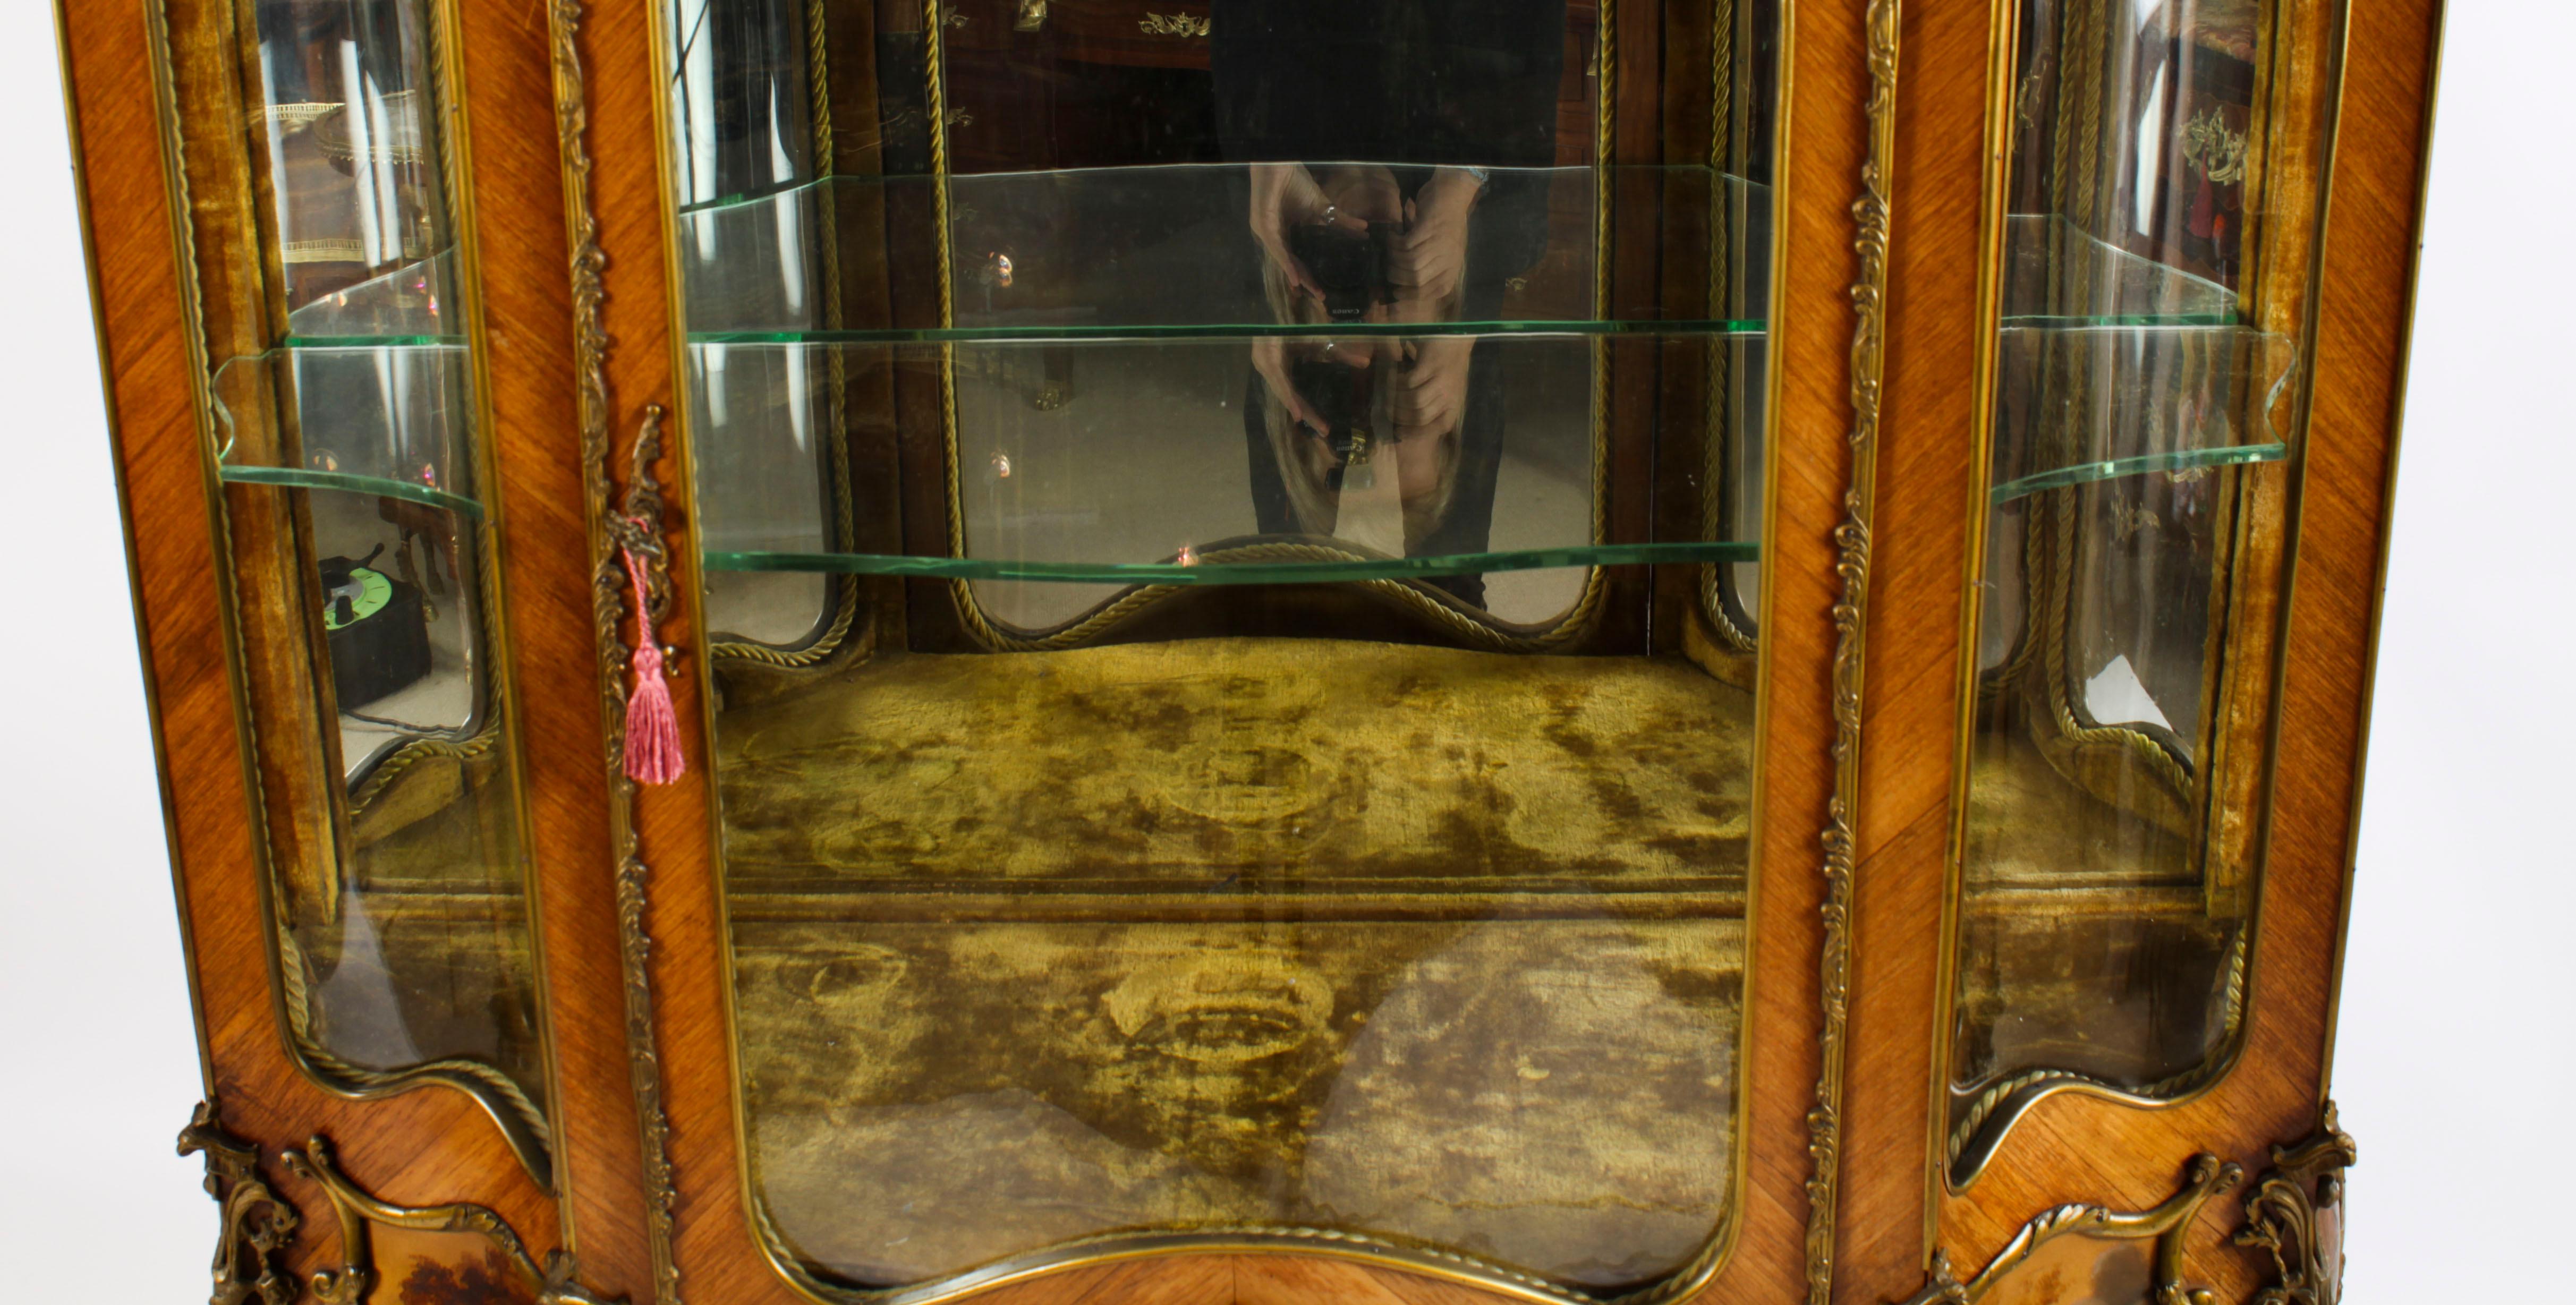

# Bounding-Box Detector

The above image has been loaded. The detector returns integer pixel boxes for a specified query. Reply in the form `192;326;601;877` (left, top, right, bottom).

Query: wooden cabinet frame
58;0;2437;1298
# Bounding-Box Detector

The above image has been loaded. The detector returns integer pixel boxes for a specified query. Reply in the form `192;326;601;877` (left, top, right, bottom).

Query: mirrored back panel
165;0;551;1179
1946;0;2335;1185
662;0;1780;1295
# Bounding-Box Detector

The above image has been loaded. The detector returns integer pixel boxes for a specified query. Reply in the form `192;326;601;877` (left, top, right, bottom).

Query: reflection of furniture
319;558;431;706
934;0;1599;170
64;0;2434;1302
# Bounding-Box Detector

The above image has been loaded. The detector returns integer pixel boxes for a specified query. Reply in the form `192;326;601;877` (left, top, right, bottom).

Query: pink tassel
620;541;686;785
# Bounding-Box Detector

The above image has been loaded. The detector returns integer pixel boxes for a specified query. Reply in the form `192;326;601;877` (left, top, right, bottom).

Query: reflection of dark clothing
1212;0;1564;165
1218;0;1563;600
1212;0;1562;315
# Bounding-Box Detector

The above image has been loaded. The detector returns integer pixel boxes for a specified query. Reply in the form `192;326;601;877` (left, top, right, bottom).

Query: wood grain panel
1830;0;1996;1295
562;0;776;1300
1924;2;2441;1301
453;0;652;1293
1708;0;1867;1298
62;0;560;1285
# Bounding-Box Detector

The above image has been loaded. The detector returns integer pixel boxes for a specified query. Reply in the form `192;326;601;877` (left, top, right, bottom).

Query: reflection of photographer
1249;163;1489;321
1216;0;1564;608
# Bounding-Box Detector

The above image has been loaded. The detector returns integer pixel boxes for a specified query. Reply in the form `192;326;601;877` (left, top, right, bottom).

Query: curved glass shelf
1985;325;2295;507
209;342;481;502
694;319;1761;345
279;332;466;347
709;540;1756;585
1990;442;2286;506
1999;214;2239;328
218;465;484;517
684;331;1762;633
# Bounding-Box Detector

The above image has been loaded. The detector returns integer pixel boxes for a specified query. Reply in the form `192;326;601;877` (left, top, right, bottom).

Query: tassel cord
619;534;687;786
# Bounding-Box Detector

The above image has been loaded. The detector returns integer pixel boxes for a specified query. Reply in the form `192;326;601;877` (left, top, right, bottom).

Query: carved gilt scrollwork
177;1102;300;1305
1900;1154;2243;1305
2234;1103;2356;1305
548;0;681;1296
604;405;678;658
282;1136;618;1305
1810;0;1902;1301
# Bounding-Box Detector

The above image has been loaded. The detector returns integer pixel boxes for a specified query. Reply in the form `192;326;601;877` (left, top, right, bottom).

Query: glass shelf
1990;442;2286;506
691;319;1761;345
686;330;1760;633
209;342;482;507
709;540;1757;585
1999;214;2240;327
676;164;1770;336
1985;325;2294;506
217;466;483;518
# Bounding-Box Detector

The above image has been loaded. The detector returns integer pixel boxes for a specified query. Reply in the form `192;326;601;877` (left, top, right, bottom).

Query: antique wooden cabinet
59;0;2434;1299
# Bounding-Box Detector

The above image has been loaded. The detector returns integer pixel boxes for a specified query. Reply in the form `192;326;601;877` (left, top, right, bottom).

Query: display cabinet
59;0;2435;1300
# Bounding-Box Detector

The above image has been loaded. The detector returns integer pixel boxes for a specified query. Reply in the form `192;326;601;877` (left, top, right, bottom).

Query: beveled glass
666;0;1778;1292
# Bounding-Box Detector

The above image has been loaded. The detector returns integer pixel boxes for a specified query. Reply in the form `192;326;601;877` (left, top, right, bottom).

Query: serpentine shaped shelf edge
707;540;1758;585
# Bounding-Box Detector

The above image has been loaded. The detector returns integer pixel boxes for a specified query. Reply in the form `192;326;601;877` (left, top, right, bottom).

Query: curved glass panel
665;0;1778;1294
1948;0;2333;1184
171;0;549;1174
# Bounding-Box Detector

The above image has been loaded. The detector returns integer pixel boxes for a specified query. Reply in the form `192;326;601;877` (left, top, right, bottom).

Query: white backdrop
0;3;2563;1300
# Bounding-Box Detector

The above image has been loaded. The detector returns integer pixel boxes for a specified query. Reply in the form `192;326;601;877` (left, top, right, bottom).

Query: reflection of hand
1249;163;1365;303
1393;336;1474;441
1390;167;1483;310
1251;336;1327;434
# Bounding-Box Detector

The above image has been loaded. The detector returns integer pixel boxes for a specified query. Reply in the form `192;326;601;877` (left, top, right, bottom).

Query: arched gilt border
546;1;684;1302
1808;0;1900;1301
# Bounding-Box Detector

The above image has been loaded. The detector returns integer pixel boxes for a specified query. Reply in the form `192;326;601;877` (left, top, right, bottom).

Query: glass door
659;0;1779;1294
168;0;552;1181
1945;0;2334;1187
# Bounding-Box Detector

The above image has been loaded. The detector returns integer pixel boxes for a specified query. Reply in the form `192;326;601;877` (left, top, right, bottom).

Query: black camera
1290;356;1378;491
1288;221;1400;321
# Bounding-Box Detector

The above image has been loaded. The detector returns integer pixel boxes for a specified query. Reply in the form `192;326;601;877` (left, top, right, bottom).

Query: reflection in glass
200;0;548;1166
668;0;1774;1292
1949;0;2325;1183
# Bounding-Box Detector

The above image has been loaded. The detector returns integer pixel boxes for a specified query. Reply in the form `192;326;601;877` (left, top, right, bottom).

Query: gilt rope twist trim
1698;0;1754;651
710;0;863;670
268;882;554;1173
1947;936;2248;1179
